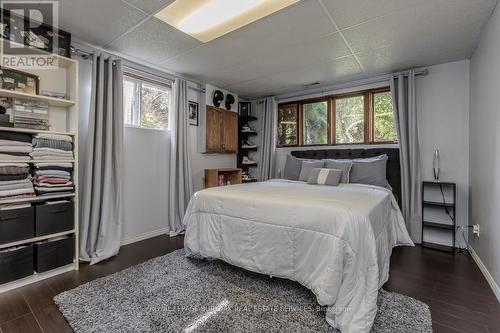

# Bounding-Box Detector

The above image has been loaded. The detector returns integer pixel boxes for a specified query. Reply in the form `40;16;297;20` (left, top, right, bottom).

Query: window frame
123;71;172;131
276;87;397;147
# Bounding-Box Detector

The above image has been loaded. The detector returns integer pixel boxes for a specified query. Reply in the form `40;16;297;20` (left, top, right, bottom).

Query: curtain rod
70;43;206;94
277;68;429;101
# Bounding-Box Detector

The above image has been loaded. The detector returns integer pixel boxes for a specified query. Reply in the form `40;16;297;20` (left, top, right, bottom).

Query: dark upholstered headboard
291;148;401;206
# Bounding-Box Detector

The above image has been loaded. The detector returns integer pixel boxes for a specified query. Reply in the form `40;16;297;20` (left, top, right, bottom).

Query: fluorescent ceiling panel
155;0;301;43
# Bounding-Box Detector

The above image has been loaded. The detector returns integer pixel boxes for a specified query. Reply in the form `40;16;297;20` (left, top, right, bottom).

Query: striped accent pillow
307;168;343;186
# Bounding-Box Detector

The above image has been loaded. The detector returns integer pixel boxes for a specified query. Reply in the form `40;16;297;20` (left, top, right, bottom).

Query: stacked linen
34;162;73;196
0;164;35;199
30;133;73;161
0;131;33;162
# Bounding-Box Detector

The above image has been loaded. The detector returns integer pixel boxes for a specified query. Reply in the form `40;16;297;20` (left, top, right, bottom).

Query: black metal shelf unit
237;102;258;183
421;181;457;252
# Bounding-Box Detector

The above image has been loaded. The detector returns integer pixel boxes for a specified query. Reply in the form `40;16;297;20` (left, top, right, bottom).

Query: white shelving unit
0;46;79;293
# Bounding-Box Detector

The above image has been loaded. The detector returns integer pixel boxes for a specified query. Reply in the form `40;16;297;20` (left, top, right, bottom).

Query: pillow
324;159;353;183
298;160;324;182
283;155;303;181
349;154;389;187
307;168;342;186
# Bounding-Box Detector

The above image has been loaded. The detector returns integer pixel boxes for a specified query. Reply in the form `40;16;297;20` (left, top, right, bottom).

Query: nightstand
421;181;456;252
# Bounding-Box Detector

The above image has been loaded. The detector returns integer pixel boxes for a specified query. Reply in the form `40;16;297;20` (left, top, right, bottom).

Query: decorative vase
433;149;440;181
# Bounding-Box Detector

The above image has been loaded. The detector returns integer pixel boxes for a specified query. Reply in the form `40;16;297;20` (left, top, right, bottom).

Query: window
277;103;298;146
335;95;364;144
303;101;328;145
123;74;171;130
373;91;397;142
276;87;397;147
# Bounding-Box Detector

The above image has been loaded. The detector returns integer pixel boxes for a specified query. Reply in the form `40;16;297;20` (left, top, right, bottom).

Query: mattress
183;179;413;332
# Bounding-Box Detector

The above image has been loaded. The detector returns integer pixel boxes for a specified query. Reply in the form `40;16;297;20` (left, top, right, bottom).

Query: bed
183;148;413;333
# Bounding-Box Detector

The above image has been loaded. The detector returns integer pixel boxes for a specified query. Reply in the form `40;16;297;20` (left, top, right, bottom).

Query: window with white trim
123;74;171;130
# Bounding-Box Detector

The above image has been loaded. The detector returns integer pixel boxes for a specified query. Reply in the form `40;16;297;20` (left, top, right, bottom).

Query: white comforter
183;179;413;332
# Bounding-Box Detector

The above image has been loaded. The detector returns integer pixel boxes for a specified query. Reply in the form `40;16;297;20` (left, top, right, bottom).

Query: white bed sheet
183;179;413;332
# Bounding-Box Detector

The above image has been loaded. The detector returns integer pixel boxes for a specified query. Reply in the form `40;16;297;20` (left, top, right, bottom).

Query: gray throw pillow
307;168;342;186
299;160;324;182
349;154;389;187
324;159;353;183
283;155;303;181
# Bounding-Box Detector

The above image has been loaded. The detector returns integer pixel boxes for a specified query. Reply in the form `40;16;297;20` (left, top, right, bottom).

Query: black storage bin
0;206;34;245
35;236;74;273
35;201;74;236
0;244;34;284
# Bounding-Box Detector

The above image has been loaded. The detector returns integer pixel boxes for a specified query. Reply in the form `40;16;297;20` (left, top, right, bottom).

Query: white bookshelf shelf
0;126;76;136
0;160;75;163
0;88;76;107
0;229;75;250
0;193;75;205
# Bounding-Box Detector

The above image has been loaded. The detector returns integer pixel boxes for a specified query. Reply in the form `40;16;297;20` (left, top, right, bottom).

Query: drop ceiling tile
56;0;149;46
342;0;495;55
108;17;201;64
121;0;174;14
322;0;428;29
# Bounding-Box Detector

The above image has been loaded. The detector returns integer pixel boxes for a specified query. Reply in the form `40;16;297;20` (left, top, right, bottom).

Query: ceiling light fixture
155;0;300;43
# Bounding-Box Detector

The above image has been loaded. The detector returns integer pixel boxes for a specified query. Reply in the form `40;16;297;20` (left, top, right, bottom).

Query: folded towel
35;162;73;169
0;165;29;175
0;187;35;198
35;181;73;187
0;146;33;153
32;138;73;151
35;169;71;177
35;186;73;193
0;174;29;181
36;177;71;184
0;131;32;143
34;133;73;143
0;139;32;147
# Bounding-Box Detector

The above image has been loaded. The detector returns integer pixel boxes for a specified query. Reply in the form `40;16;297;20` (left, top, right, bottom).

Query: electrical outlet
473;224;480;237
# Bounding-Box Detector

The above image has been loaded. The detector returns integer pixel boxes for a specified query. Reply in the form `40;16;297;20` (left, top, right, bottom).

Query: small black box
0;244;34;284
0;206;34;245
35;236;74;273
35;201;74;237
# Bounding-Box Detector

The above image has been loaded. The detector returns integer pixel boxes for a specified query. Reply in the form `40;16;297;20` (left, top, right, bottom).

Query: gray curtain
167;78;193;236
80;54;124;264
390;70;422;242
258;97;278;181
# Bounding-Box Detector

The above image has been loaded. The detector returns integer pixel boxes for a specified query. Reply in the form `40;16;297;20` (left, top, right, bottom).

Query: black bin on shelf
35;201;74;237
35;236;74;273
0;244;34;284
0;206;34;245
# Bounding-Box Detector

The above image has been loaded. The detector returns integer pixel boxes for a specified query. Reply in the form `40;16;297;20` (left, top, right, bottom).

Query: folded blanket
0;131;32;143
0;174;29;181
34;133;73;143
35;162;73;169
0;179;33;191
35;181;73;187
0;193;35;200
0;187;35;197
29;155;73;161
0;146;33;153
31;147;73;155
36;165;73;172
0;165;29;175
35;186;73;193
36;170;70;177
36;177;71;184
0;139;32;147
32;138;73;151
0;178;31;186
0;153;31;160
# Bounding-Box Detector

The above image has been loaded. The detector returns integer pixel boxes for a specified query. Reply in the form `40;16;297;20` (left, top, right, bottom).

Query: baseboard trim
469;246;500;303
121;228;169;246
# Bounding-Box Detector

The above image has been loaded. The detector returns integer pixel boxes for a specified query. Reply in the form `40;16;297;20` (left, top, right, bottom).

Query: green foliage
336;96;364;144
304;102;327;145
140;84;169;130
277;105;298;145
374;92;397;142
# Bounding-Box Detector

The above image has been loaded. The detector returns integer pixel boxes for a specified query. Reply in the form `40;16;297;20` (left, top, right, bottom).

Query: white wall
417;60;470;247
469;2;500;292
274;60;471;246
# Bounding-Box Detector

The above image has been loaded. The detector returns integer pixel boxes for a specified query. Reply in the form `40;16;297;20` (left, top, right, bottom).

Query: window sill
124;124;171;133
276;142;398;149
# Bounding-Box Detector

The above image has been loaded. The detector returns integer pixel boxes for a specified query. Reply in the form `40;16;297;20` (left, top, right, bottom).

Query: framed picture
188;101;199;126
0;67;39;95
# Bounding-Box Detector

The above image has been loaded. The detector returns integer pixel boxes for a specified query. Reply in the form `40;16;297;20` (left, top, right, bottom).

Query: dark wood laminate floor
0;236;498;333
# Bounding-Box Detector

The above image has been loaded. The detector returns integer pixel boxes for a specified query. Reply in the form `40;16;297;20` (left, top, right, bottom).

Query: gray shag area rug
54;249;432;333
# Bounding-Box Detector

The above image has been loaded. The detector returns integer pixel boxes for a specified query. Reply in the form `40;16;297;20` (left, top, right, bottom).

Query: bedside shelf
422;181;456;251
